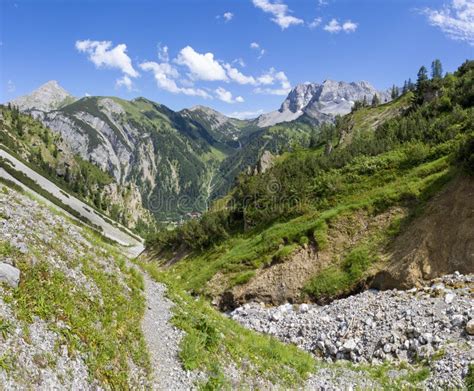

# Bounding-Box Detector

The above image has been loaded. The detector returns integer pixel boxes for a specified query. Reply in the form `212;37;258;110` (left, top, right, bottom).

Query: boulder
0;262;20;288
466;319;474;335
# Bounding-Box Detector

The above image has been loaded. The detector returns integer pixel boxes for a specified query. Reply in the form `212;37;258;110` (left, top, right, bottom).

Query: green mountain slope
143;60;474;308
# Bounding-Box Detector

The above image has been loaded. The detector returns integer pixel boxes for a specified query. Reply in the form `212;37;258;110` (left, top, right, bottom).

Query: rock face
258;80;390;127
10;81;76;112
9;85;230;220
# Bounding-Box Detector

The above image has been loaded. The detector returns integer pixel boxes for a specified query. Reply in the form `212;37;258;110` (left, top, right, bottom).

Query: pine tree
371;94;380;107
431;59;443;80
362;95;368;106
408;78;415;91
402;81;408;94
416;66;429;89
391;85;399;100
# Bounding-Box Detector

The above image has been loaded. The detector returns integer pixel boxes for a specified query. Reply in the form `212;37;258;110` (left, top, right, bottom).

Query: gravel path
141;272;202;390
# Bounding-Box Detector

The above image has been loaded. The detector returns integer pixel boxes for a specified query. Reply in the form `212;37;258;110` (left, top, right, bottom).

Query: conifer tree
371;93;380;107
431;59;443;80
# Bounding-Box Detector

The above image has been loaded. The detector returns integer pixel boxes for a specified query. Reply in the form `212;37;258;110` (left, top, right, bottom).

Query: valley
1;58;473;389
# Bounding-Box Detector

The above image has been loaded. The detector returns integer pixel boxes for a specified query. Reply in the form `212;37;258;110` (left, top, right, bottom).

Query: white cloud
323;18;342;33
254;68;291;95
6;80;15;93
84;92;91;97
252;0;304;29
140;60;211;98
323;19;358;33
224;63;256;85
175;46;228;81
308;17;322;29
342;20;358;33
142;44;290;99
318;0;330;6
75;40;139;77
250;42;266;58
223;11;234;21
227;109;265;119
422;0;474;45
116;75;133;90
215;87;244;103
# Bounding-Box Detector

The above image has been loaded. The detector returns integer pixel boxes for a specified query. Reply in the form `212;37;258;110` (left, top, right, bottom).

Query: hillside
143;60;474;308
0;105;155;234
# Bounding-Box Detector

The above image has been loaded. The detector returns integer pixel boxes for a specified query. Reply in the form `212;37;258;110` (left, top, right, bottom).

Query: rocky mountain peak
258;79;391;127
9;80;75;112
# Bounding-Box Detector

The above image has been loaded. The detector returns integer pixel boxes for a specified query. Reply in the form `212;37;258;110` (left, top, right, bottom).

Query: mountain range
6;78;390;226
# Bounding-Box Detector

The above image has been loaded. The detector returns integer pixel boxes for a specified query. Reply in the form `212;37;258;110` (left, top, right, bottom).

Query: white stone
0;262;20;288
444;292;455;304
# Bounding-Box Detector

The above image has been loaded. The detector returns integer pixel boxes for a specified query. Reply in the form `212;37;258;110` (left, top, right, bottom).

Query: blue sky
1;0;473;117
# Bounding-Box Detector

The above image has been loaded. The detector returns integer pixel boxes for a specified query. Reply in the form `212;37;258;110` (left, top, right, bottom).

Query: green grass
0;318;14;339
304;243;376;299
141;262;315;388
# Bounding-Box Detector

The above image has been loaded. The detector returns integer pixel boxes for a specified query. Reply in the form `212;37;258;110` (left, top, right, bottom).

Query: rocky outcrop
258;80;391;127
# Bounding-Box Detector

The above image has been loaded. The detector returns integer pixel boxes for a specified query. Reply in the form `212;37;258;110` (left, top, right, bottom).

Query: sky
1;0;473;118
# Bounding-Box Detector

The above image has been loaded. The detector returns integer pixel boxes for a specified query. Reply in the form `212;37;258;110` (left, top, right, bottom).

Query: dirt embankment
213;208;405;309
371;175;474;289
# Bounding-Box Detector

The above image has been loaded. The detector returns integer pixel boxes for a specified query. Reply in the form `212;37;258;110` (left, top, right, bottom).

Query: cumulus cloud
75;40;139;77
342;20;358;33
252;0;304;29
254;68;291;95
223;11;234;21
308;17;322;29
175;46;227;81
323;19;358;33
227;109;265;119
224;63;256;85
140;60;211;98
215;87;244;103
250;42;266;58
323;19;342;33
422;0;474;45
141;44;290;99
